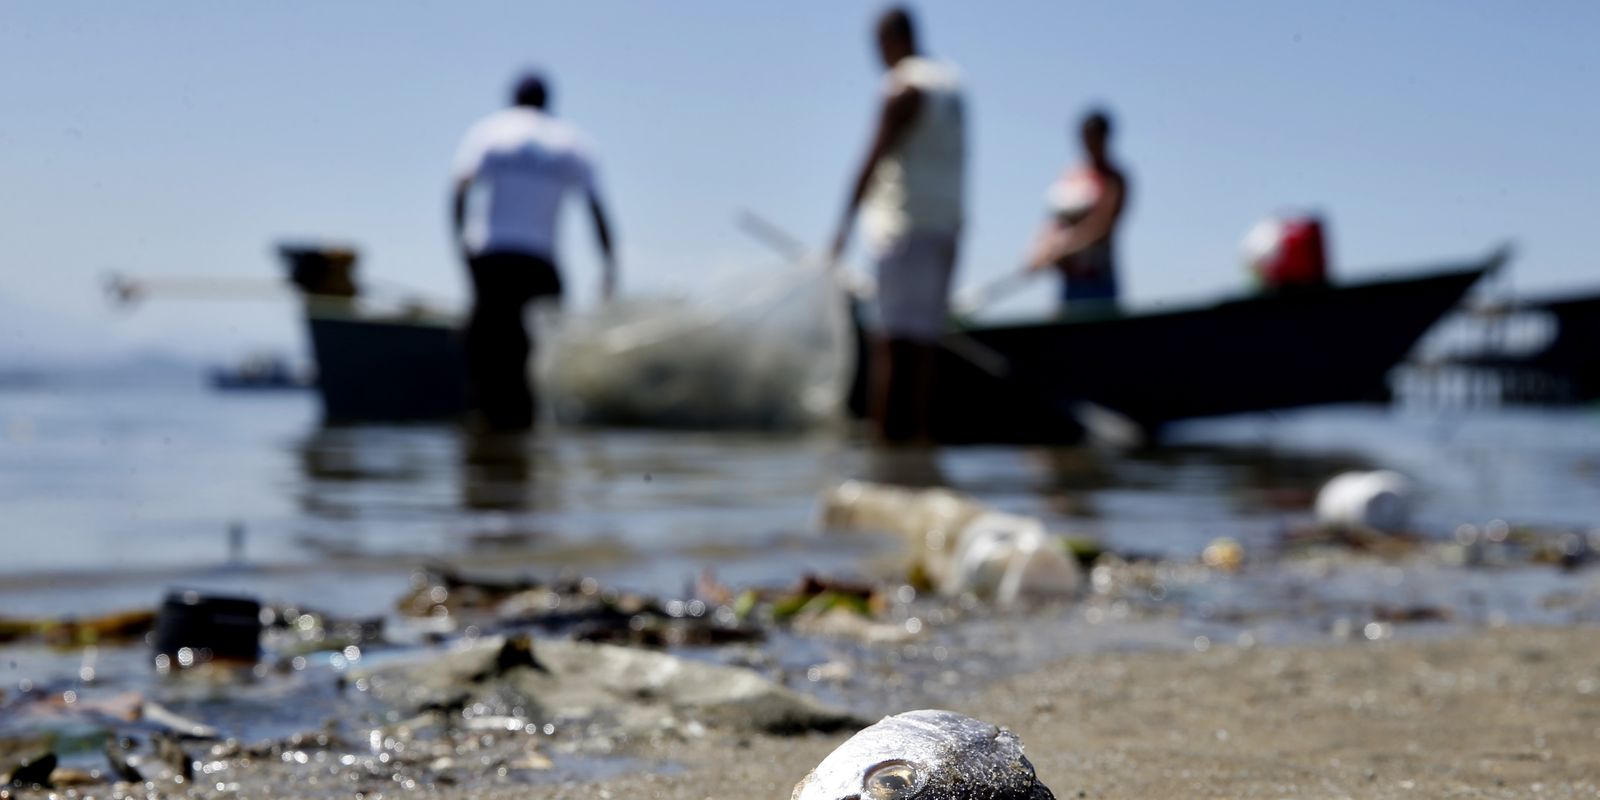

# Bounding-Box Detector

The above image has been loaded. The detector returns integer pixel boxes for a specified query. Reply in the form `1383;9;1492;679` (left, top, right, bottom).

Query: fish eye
863;761;920;800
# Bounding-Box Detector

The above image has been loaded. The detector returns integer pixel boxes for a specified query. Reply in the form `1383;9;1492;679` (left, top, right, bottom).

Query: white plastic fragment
1314;469;1416;534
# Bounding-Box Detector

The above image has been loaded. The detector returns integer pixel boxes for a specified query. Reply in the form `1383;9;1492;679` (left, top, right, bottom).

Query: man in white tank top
830;6;965;443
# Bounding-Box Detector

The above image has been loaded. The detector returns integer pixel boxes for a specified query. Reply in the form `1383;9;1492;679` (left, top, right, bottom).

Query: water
2;376;1598;772
2;379;1598;612
0;382;859;615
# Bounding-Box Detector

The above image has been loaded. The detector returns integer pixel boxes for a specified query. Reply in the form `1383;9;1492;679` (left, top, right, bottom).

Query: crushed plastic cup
950;511;1081;606
819;481;1083;606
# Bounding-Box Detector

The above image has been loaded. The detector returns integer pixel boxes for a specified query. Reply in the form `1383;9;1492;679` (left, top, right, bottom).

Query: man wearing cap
451;71;617;430
830;6;965;443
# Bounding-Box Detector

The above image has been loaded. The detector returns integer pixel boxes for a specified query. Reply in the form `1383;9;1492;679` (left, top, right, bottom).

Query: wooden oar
952;266;1039;317
734;210;811;265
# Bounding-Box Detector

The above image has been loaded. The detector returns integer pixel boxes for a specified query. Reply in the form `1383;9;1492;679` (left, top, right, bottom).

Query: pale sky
1;1;1595;364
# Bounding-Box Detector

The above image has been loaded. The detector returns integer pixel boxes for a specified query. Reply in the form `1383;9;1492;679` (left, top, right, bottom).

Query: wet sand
530;626;1600;799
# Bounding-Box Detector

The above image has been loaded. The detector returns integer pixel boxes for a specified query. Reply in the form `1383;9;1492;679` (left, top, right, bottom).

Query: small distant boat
208;354;313;391
1430;287;1600;404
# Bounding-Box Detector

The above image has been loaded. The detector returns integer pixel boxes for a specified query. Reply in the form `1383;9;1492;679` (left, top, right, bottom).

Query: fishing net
534;261;854;431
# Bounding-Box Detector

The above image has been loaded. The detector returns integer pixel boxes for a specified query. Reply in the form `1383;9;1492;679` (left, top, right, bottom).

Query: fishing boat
304;300;468;421
282;245;470;423
289;245;1504;438
208;353;313;391
849;246;1507;443
1428;286;1600;404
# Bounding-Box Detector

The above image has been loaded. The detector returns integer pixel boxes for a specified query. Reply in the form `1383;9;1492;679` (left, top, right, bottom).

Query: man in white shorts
830;6;965;442
451;71;618;430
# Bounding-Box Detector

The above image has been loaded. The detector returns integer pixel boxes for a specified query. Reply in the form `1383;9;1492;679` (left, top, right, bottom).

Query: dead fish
793;710;1053;800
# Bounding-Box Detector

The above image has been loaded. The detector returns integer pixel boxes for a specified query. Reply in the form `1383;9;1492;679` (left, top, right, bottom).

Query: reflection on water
860;444;947;488
303;426;565;516
1;383;1597;618
281;419;871;598
459;429;541;511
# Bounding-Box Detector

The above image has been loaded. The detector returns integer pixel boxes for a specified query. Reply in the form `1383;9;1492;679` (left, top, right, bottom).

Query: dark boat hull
209;375;312;391
305;306;469;423
1449;290;1600;403
300;250;1499;436
887;253;1500;443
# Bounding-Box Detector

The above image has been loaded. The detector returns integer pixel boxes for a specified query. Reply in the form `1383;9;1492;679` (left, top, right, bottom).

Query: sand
525;626;1600;799
12;627;1597;799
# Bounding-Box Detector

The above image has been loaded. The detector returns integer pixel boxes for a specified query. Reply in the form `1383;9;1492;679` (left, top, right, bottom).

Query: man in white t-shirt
451;71;618;430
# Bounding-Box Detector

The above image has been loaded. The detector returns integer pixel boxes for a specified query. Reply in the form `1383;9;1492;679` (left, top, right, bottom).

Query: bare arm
1025;218;1067;271
829;86;923;263
451;177;471;262
588;192;617;300
1033;172;1126;269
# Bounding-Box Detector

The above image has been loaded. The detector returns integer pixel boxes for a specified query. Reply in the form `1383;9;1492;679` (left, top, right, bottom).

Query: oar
734;210;811;265
951;266;1039;317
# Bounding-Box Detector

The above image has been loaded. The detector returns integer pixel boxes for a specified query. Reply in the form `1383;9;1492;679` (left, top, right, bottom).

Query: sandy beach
522;626;1600;800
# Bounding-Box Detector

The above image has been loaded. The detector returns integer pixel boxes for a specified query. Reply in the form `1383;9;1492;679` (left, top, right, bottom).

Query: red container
1260;217;1330;288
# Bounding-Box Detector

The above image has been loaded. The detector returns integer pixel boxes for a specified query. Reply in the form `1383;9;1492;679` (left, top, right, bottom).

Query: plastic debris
819;481;1082;605
152;591;262;671
1314;470;1415;535
1201;537;1245;571
953;511;1083;605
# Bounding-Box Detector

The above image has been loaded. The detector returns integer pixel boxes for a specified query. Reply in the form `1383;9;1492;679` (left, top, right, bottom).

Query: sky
1;1;1596;364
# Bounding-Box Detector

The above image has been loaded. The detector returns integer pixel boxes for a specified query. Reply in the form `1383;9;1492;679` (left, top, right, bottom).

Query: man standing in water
451;71;617;430
830;6;966;443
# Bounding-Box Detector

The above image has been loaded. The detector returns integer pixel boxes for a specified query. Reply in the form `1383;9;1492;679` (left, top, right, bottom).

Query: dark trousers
465;251;563;430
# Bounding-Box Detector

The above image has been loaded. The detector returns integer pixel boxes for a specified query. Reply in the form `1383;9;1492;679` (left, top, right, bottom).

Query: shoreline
5;621;1598;798
520;625;1600;800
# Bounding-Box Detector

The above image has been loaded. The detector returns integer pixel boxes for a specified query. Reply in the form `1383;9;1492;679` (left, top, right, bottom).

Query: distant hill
0;293;229;389
0;349;204;390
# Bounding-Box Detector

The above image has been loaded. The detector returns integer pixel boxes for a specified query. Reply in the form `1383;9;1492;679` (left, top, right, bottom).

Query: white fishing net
534;261;854;431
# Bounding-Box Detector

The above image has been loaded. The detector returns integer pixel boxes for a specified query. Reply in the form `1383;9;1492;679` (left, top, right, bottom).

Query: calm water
1;378;1598;616
3;376;1599;773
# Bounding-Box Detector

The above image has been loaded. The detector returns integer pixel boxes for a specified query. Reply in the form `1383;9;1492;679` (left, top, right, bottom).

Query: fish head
793;709;1053;800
